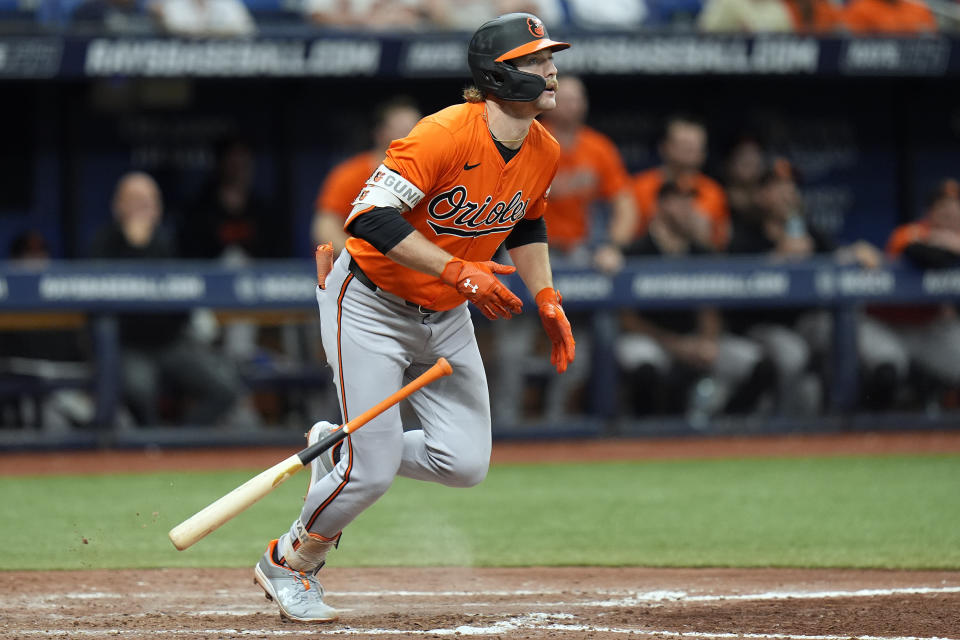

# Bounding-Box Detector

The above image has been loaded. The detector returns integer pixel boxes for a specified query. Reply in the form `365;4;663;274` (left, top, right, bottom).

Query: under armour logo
463;279;479;294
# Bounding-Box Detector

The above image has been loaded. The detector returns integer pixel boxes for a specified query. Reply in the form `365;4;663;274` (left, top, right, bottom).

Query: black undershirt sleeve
504;216;548;250
346;206;416;254
903;242;960;268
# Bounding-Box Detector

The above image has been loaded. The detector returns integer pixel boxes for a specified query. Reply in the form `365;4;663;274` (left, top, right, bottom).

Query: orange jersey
315;151;379;219
631;168;730;249
843;0;936;33
542;124;630;250
783;0;843;32
886;220;930;257
346;101;560;311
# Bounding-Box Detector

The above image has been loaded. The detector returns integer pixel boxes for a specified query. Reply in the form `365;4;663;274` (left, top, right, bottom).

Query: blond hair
462;86;484;103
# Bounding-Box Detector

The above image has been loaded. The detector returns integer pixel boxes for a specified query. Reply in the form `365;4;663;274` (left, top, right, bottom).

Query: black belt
348;257;438;315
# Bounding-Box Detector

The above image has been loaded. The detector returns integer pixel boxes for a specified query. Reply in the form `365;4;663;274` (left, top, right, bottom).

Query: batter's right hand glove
440;257;523;320
535;288;576;374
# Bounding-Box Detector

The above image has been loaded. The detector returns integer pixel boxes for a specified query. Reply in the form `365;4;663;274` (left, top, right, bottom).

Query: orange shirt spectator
632;168;729;249
311;97;421;253
783;0;844;32
843;0;937;33
543;125;631;250
871;180;960;324
540;76;636;274
887;220;932;257
314;151;379;223
632;115;730;250
310;96;420;253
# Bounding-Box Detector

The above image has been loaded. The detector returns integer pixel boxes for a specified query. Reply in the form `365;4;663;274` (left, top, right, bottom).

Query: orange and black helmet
468;13;570;102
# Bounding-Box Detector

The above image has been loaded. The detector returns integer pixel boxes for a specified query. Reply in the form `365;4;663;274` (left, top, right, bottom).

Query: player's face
512;49;559;112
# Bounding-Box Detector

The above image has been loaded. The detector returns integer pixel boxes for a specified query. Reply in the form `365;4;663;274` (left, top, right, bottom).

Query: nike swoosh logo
463;162;481;171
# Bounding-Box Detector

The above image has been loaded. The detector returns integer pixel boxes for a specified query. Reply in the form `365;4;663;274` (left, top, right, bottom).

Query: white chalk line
14;584;960;613
6;612;959;640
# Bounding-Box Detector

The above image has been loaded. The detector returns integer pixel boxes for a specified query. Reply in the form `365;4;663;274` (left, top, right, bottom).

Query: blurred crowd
5;0;958;36
3;81;960;433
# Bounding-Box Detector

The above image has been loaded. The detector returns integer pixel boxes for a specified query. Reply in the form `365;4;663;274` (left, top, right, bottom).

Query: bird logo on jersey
426;186;529;237
527;16;545;37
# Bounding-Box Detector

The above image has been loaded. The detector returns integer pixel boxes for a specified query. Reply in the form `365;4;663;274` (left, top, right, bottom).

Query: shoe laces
279;562;326;602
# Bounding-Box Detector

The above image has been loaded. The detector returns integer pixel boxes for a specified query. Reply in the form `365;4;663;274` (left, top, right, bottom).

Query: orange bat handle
343;357;453;435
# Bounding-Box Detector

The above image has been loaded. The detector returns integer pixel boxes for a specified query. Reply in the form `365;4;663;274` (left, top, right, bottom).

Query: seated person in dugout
616;179;776;421
726;158;905;411
88;171;249;427
866;178;960;405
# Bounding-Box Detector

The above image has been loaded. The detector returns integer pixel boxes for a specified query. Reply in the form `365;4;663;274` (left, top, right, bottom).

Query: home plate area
3;567;959;639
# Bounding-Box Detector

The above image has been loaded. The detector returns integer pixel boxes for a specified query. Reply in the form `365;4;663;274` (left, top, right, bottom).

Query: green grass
2;454;958;571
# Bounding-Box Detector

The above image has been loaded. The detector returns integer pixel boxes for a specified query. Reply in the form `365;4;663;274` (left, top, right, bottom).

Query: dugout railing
1;255;958;450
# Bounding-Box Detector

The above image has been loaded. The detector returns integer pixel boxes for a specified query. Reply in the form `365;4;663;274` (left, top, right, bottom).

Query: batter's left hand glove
440;257;523;320
535;287;575;374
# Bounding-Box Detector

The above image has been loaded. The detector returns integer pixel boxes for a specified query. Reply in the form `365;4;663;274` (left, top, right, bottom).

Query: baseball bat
168;357;453;551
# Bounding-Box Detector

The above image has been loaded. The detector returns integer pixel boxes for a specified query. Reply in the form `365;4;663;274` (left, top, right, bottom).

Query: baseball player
253;13;575;622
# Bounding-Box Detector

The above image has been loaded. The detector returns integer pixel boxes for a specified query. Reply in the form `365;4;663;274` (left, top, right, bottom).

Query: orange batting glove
440;257;523;320
535;287;576;374
315;242;334;289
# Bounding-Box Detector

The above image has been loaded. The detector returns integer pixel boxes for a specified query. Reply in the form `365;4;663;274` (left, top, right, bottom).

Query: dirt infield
2;430;959;639
2;566;959;639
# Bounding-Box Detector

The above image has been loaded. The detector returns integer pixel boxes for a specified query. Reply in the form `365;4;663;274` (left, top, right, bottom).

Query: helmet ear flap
487;68;506;88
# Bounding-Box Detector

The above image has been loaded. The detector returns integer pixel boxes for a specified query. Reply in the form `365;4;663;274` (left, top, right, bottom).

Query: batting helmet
467;13;570;102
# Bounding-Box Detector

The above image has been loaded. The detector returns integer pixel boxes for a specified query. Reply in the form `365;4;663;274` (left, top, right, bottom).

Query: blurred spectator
563;0;646;29
632;115;729;250
182;137;283;261
697;0;794;32
70;0;158;33
724;160;828;415
727;159;904;411
867;179;960;404
0;231;93;430
155;0;256;37
492;76;636;425
722;135;767;223
782;0;844;32
617;180;776;423
425;1;564;30
301;0;563;30
88;172;248;427
540;76;637;272
842;0;937;33
311;97;421;254
301;0;425;29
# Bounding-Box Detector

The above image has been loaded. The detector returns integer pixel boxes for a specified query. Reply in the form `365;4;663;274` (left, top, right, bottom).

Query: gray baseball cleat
254;539;339;623
306;420;342;486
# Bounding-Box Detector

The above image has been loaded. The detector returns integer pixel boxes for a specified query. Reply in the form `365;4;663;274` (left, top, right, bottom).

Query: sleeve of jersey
504;216;548;250
347;206;416;254
382;121;454;201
